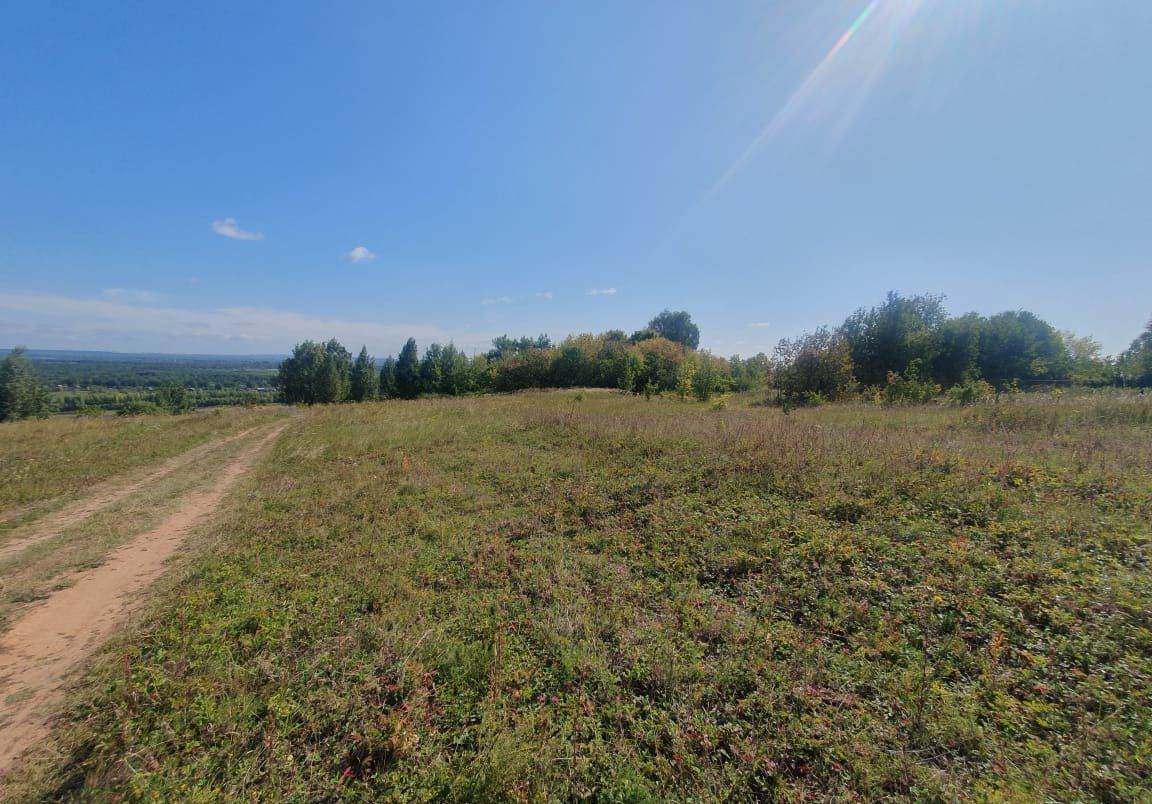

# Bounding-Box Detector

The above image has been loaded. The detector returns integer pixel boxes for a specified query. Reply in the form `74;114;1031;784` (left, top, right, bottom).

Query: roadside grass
0;407;287;535
5;390;1151;801
0;423;284;629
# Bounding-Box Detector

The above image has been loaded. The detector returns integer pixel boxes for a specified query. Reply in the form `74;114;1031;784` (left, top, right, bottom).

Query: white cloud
587;288;617;296
481;296;515;305
346;246;377;263
749;321;771;328
211;217;264;241
536;291;554;300
0;292;492;355
101;288;159;303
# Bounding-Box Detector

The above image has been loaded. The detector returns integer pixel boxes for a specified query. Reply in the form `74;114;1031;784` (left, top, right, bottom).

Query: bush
944;375;996;405
881;360;940;405
152;382;194;414
777;390;826;411
773;328;855;402
117;399;163;416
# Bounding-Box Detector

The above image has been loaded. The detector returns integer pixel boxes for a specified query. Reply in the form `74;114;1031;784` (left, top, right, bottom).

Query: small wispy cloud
749;321;771;328
536;291;554;300
102;288;159;303
481;296;515;305
211;217;264;241
587;288;617;296
346;246;377;263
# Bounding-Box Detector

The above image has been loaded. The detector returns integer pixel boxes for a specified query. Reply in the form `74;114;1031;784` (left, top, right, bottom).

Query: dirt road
0;423;286;774
0;425;263;563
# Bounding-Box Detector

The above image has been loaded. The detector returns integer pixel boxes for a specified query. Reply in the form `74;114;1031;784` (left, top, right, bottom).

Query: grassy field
0;407;286;535
0;417;286;630
6;391;1152;801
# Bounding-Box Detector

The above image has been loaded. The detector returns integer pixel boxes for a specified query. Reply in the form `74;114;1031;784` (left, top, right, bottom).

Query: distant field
6;390;1152;800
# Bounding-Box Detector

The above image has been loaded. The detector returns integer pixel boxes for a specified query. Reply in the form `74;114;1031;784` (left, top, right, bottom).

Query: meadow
4;390;1151;801
0;407;284;532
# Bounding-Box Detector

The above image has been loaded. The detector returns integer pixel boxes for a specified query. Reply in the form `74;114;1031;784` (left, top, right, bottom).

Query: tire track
0;426;263;563
0;423;286;774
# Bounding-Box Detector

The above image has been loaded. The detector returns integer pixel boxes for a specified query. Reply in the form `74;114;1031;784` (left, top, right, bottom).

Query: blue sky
1;0;1149;357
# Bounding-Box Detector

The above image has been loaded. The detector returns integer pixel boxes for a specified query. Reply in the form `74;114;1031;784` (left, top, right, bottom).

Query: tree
277;339;353;404
420;343;445;394
468;354;493;392
773;328;855;403
693;353;730;401
439;343;471;395
647;310;700;350
675;353;697;400
1061;332;1111;386
350;346;378;402
632;337;685;392
153;381;193;414
395;338;421;398
321;339;352;402
1119;317;1152;387
0;348;52;422
839;292;948;387
379;356;398;398
492;349;553;392
977;311;1068;387
486;334;552;362
932;312;984;388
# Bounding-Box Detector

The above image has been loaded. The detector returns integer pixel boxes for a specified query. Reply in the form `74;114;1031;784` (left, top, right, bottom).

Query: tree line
774;294;1152;405
3;299;1151;421
275;301;1152;407
275;311;748;404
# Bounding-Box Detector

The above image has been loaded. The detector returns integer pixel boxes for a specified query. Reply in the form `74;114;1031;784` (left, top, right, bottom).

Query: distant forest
9;350;279;415
2;294;1151;421
276;295;1152;407
26;350;279;390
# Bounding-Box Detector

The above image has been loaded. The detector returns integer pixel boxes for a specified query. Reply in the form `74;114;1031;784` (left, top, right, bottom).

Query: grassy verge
7;391;1152;800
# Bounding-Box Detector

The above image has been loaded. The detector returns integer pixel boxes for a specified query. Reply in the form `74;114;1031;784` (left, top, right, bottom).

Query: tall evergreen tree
395;338;420;398
439;343;470;395
420;343;444;394
350;346;378;402
379;356;397;398
0;347;51;422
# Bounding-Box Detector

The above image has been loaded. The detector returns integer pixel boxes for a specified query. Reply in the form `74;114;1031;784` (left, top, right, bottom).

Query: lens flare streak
700;0;921;205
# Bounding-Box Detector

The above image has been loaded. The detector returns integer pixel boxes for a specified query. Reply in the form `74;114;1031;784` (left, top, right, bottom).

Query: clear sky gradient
1;1;1149;357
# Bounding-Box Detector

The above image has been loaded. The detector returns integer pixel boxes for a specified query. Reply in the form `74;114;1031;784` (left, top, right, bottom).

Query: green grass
7;391;1152;801
0;422;284;629
0;407;286;533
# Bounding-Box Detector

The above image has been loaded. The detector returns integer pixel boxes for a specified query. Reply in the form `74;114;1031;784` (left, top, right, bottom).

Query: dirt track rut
0;424;286;774
0;426;262;563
